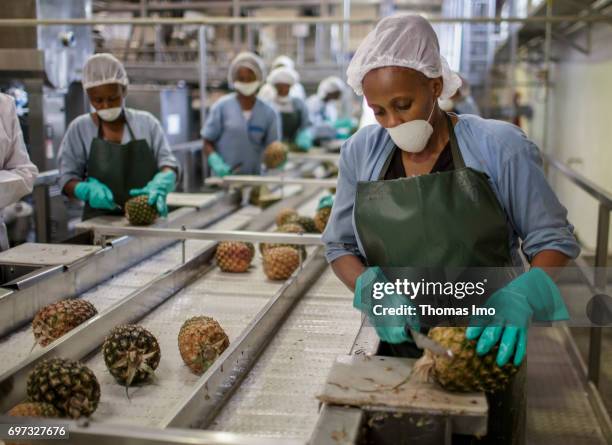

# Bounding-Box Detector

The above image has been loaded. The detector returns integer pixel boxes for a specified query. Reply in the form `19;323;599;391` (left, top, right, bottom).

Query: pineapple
263;141;288;169
291;215;319;233
27;358;100;418
412;327;520;393
259;223;307;260
178;316;230;375
32;299;98;347
215;241;254;273
102;325;161;389
125;195;159;225
275;208;298;226
262;247;301;281
8;402;60;418
248;185;280;209
314;207;331;233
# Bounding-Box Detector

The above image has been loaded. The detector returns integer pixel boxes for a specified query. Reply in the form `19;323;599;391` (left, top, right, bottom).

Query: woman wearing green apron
265;66;312;151
58;54;179;220
322;15;580;444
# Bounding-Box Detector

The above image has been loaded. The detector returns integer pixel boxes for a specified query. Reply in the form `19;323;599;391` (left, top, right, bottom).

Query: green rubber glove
466;267;569;367
295;129;313;151
74;177;117;210
129;170;177;217
354;267;420;344
333;118;355;130
208;152;231;177
317;195;334;210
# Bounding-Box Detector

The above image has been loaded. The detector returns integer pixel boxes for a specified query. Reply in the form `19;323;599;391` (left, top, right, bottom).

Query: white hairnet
346;14;461;99
228;52;266;86
82;53;129;90
267;67;298;86
272;55;295;70
317;76;345;99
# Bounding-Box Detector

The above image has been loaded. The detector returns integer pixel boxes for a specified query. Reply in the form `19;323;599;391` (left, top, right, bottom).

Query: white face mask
438;98;455;112
234;81;260;96
97;106;123;122
276;95;291;105
387;101;436;153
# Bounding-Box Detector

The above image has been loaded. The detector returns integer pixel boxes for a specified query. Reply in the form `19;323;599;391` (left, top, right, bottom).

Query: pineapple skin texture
32;299;98;347
314;207;331;233
263;141;288;169
125;195;159;225
215;241;254;273
429;327;520;393
178;316;229;375
8;402;60;418
102;325;161;386
262;247;301;280
27;358;100;418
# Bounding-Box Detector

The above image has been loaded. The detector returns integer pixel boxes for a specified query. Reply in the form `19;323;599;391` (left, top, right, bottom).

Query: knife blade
407;327;454;359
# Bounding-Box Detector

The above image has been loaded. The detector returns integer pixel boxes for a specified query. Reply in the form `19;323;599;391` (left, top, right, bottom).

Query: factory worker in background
323;14;579;444
58;53;178;220
266;66;312;151
306;76;354;142
0;93;38;251
438;74;481;116
258;55;307;102
202;52;280;177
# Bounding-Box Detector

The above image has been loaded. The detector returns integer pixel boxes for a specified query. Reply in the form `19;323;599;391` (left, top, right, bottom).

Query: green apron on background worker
57;53;178;221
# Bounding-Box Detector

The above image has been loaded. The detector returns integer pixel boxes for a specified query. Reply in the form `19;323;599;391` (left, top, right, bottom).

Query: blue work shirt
201;93;280;175
306;95;338;140
322;114;580;267
58;108;179;192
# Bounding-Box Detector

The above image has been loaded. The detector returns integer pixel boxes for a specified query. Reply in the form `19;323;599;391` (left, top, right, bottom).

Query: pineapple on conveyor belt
259;222;307;260
275;207;299;226
102;325;161;390
32;299;98;347
8;402;60;418
289;215;319;233
412;327;520;393
314;206;332;233
215;241;254;273
262;246;301;281
263;141;288;169
248;185;281;209
27;357;100;418
178;316;230;375
125;195;159;225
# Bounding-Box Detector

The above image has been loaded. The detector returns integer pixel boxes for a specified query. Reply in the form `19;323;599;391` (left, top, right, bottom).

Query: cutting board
317;355;487;418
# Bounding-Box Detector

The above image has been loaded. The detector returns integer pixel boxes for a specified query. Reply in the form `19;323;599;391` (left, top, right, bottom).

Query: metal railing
544;153;612;386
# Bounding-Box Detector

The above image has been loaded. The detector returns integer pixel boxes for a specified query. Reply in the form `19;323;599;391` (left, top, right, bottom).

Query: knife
407;327;454;359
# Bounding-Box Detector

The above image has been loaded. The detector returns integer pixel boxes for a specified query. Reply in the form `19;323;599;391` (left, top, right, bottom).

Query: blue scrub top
322;114;581;267
201;93;280;175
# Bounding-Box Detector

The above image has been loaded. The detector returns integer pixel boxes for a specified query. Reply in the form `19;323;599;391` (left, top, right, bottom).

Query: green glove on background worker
74;177;117;210
295;128;313;151
129;170;177;217
466;267;569;366
208;152;232;177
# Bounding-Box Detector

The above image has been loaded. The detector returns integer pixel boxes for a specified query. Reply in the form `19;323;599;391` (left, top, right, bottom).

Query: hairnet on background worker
322;13;579;444
202;52;280;176
259;55;307;103
264;66;311;151
58;53;178;220
306;76;354;142
438;75;482;116
0;93;38;251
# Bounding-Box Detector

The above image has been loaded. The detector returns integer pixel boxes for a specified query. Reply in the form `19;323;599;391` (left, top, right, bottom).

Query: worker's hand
129;170;177;217
74;177;117;210
354;266;420;344
466;267;569;367
208;152;232;177
295;129;313;151
317;194;334;210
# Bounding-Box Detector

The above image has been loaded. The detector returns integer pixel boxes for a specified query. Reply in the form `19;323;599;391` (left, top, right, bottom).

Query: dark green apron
280;105;302;144
353;114;525;445
83;114;158;220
